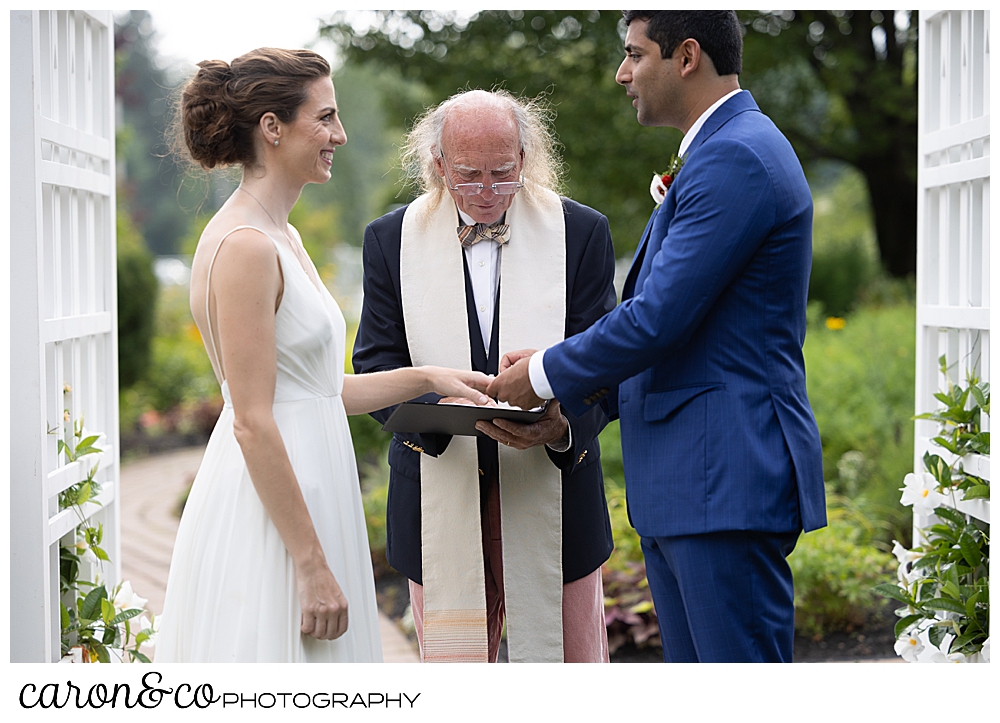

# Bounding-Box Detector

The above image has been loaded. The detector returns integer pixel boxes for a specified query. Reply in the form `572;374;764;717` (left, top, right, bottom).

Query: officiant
352;89;616;663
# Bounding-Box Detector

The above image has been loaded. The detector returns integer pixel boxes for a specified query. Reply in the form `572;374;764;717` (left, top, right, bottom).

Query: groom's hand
499;347;537;372
476;400;567;450
487;355;543;410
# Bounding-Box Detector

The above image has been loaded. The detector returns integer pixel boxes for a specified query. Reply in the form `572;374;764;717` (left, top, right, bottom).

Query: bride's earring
273;139;279;146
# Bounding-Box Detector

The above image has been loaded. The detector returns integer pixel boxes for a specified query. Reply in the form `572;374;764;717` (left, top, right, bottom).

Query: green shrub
116;210;158;388
789;512;895;639
808;163;880;317
119;284;219;434
803;299;916;543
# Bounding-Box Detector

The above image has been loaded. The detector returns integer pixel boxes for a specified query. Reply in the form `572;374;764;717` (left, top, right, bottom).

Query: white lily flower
891;540;922;565
649;174;667;205
930;650;967;663
900;472;947;516
113;580;147;612
981;638;990;663
894;631;924;662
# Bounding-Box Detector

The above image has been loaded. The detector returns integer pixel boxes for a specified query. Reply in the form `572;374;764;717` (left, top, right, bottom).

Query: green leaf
75;481;92;506
932;506;966;528
951;632;982;650
873;583;911;604
80;585;107;621
968;432;990;454
970;385;987;408
131;650;152;663
60;602;71;631
894;614;923;638
940;580;961;600
92;545;110;562
931;436;960;454
928;625;948;650
135;631;149;646
958;535;983;568
75;434;100;449
110;608;143;626
101;598;115;625
961;485;990;500
102;625;118;645
94;643;110;663
922;597;967;614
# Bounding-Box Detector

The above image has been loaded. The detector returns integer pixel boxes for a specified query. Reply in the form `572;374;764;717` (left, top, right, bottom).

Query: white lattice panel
10;9;119;663
915;9;990;513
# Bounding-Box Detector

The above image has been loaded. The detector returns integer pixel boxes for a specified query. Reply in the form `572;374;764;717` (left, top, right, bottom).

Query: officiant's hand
487;355;543;411
476;399;568;450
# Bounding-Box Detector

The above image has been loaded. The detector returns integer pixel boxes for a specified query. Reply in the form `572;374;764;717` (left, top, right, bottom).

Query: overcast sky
130;5;343;77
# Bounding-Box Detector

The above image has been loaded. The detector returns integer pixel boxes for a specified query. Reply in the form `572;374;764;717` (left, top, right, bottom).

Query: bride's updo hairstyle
175;47;330;170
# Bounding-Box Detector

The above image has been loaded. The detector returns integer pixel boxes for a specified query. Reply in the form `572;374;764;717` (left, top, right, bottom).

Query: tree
321;10;918;276
115;11;192;255
321;10;676;255
739;10;918;278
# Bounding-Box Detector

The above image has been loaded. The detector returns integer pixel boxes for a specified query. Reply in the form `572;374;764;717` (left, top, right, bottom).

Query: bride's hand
438;395;499;407
423;367;492;405
296;559;349;640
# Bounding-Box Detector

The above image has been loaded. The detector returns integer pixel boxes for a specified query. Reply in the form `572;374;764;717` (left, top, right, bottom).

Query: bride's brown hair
171;47;330;170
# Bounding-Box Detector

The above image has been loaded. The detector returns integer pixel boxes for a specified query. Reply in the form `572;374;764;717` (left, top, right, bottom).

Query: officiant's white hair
399;89;564;207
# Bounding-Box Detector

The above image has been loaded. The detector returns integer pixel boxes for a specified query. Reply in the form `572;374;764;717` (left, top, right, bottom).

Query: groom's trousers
641;530;800;663
408;474;610;663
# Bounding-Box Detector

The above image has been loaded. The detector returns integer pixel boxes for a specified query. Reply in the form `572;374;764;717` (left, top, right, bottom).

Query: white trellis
912;9;990;661
10;10;119;663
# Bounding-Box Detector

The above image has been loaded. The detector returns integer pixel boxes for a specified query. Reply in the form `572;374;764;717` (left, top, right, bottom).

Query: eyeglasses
439;151;524;196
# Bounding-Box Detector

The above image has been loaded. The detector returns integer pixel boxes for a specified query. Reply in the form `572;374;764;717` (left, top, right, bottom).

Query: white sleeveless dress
155;226;382;662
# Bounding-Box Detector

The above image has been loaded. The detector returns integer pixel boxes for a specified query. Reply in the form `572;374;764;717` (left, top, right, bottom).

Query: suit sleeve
545;209;617;472
546;139;777;417
352;220;452;457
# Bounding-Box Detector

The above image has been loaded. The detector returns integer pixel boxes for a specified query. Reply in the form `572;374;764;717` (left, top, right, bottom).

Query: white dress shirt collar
678;88;743;158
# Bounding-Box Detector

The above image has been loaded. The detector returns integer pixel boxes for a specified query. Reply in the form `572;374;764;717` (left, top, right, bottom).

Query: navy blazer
543;92;826;538
353;197;617;584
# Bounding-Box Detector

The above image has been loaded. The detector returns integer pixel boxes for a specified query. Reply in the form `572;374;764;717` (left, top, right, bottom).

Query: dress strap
203;225;277;382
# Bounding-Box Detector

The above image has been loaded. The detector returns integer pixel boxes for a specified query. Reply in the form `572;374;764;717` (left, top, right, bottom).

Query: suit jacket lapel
623;92;760;301
622;210;657;300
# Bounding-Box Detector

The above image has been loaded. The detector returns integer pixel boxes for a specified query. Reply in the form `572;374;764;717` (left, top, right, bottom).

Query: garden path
119;445;420;662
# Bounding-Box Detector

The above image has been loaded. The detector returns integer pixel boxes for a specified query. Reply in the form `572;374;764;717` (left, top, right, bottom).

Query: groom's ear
675;38;703;78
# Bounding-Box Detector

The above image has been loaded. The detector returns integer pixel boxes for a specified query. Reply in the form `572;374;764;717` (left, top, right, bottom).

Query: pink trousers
408;476;610;663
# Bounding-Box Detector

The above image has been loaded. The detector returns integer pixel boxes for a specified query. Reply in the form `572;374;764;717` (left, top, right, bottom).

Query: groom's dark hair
623;11;743;76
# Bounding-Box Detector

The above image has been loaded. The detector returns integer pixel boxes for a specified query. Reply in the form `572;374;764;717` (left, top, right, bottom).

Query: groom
489;10;826;662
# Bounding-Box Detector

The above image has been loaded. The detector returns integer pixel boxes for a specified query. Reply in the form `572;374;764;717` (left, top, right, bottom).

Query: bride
154;48;490;662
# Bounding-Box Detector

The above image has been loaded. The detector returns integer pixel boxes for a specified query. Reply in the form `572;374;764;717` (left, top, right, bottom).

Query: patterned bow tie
457;221;510;248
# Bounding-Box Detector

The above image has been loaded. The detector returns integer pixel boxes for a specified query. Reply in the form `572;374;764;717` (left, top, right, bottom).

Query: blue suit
543;91;826;661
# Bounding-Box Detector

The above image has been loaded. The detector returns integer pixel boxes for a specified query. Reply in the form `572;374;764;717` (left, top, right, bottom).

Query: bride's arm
341;366;491;416
213;230;347;641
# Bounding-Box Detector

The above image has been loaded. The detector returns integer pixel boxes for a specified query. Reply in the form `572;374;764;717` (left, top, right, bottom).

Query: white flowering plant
876;358;989;662
55;414;156;662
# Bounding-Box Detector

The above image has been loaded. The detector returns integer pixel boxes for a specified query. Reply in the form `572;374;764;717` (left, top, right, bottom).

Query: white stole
400;189;566;662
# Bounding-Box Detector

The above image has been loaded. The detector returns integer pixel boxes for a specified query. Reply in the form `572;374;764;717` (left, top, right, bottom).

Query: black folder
381;401;546;437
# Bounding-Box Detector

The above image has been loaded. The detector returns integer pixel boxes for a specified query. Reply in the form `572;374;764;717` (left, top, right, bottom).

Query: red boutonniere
649;154;685;207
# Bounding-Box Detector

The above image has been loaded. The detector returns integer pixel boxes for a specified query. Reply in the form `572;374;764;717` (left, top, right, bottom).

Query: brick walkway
119;445;419;663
